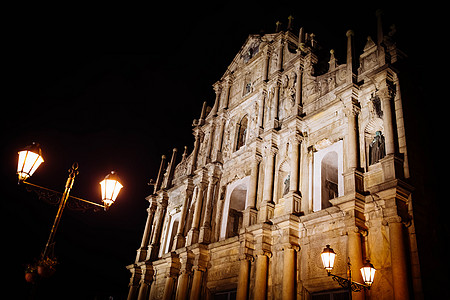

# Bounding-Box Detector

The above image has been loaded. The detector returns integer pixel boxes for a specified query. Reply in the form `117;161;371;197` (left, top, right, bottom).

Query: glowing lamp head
321;245;336;273
100;171;123;209
360;260;376;287
17;142;44;182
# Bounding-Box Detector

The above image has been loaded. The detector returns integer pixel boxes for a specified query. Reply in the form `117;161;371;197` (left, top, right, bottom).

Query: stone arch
235;115;248;151
313;140;344;212
321;151;338;209
219;176;249;240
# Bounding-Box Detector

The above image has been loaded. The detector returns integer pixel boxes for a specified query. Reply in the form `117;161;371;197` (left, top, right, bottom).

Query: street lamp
17;142;44;182
17;142;124;281
320;244;376;295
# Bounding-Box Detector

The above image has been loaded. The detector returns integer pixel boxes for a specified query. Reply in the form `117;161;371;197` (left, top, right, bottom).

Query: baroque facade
126;12;421;300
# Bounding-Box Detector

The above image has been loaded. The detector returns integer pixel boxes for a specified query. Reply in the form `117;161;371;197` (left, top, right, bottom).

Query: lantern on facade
360;260;376;287
99;171;123;209
17;142;44;182
321;244;336;274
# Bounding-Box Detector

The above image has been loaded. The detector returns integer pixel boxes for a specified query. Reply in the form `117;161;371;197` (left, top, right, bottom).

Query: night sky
2;2;442;299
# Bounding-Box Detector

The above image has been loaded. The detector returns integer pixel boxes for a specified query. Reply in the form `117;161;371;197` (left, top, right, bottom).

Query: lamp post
17;142;123;281
320;245;376;299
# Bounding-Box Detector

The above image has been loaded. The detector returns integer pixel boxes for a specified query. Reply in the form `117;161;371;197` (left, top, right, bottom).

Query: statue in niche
283;174;290;196
369;131;386;165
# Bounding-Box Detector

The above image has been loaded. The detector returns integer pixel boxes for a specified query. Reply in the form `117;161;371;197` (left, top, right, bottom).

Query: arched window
219;177;249;240
321;151;338;209
235;115;248;151
226;183;247;238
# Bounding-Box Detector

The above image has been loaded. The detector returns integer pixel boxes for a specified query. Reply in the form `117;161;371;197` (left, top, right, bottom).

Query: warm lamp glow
360;260;376;286
17;142;44;182
99;171;123;208
321;245;336;273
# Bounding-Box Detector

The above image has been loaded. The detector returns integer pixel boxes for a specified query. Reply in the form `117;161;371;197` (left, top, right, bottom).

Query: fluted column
254;250;271;300
387;216;410;300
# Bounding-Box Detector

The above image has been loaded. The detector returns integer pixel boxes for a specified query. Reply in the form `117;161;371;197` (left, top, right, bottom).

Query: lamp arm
328;273;370;292
21;181;105;209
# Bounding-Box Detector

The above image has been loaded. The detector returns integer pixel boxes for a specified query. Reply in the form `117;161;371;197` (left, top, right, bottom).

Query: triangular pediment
222;34;266;78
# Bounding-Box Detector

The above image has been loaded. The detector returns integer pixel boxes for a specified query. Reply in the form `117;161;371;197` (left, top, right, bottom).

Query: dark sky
2;2;438;299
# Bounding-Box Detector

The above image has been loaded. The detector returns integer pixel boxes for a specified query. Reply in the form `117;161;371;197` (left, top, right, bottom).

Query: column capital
255;249;272;258
281;243;300;252
239;253;255;262
382;215;403;226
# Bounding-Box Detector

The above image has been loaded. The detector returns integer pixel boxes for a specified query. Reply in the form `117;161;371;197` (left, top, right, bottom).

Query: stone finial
376;9;384;45
275;21;282;32
287;15;294;30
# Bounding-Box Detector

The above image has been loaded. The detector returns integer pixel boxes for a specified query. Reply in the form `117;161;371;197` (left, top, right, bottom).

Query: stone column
380;86;396;155
294;65;303;114
137;264;154;300
272;82;281;125
174;187;194;250
289;135;301;193
189;266;204;300
154;155;167;193
243;156;260;226
199;175;218;243
189;134;201;175
259;147;276;222
136;201;157;262
254;250;271;300
187;183;206;245
126;267;140;300
348;227;364;300
262;47;271;82
346;106;359;171
162;275;177;300
282;245;298;300
175;270;191;300
176;251;194;300
236;254;252;300
387;216;410;300
220;77;232;110
148;197;168;260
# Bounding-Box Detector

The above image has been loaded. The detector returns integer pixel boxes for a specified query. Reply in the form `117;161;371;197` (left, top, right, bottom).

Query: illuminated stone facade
126;12;422;300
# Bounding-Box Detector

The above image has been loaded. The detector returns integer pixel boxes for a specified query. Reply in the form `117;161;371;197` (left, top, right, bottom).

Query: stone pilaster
243;155;261;227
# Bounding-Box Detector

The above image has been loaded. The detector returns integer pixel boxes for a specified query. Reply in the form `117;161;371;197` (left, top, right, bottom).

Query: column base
199;226;212;244
284;192;302;215
186;228;199;246
173;233;186;251
136;247;148;263
259;202;275;223
243;207;258;227
343;168;364;194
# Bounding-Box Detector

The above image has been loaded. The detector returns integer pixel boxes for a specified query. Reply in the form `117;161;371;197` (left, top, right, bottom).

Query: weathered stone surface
127;13;421;300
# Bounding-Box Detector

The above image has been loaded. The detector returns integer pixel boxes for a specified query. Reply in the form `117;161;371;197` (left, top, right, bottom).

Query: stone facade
126;12;422;300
